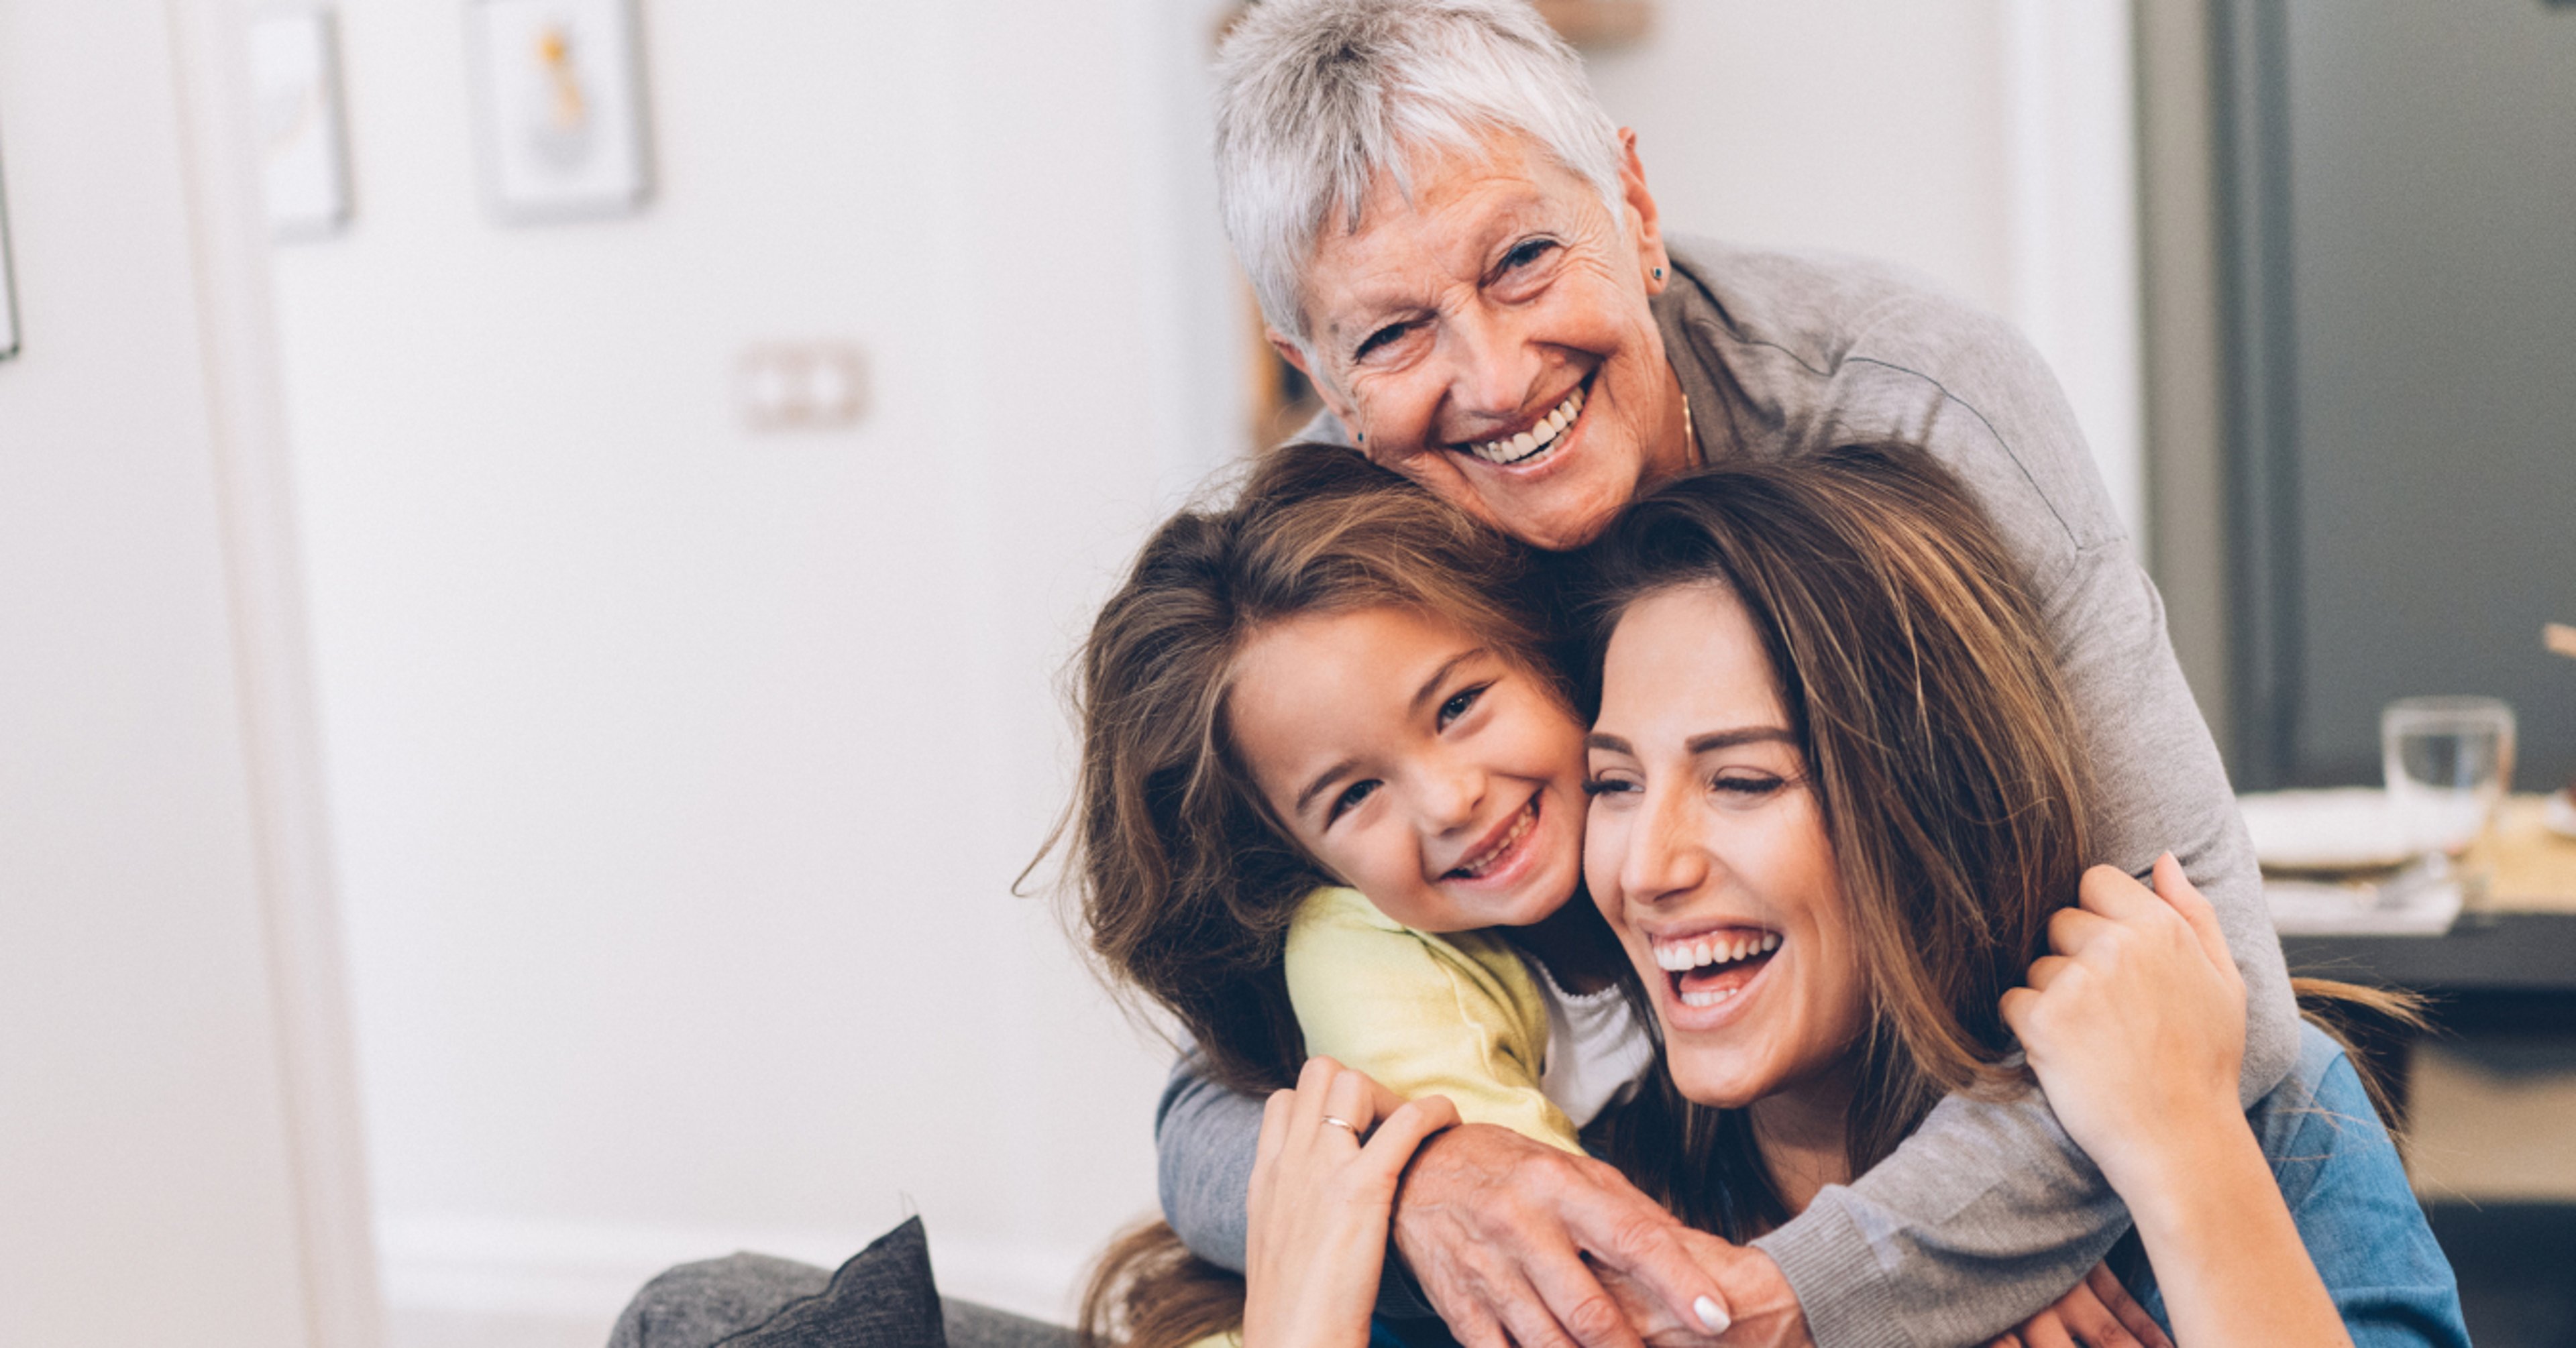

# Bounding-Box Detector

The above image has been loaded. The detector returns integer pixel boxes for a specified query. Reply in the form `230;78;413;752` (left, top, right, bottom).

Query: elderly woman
1150;3;2302;1348
616;3;2302;1347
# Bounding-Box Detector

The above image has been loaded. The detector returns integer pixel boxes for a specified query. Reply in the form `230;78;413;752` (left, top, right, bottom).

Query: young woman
1232;445;2465;1348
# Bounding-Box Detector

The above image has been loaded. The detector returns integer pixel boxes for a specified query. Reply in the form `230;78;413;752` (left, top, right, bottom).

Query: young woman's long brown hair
1574;441;2094;1237
1575;441;2418;1239
1063;442;1561;1348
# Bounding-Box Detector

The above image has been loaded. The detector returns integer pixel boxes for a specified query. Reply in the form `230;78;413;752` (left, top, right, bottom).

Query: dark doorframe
2208;0;2304;791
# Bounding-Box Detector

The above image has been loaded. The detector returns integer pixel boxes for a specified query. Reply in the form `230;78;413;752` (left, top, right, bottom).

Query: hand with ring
1245;1056;1461;1348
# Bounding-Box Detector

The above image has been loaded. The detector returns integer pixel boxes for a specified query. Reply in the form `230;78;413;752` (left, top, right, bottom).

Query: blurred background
1;1;2569;1346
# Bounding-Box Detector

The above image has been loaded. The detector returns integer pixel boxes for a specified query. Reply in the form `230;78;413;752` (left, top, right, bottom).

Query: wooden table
2277;794;2576;1121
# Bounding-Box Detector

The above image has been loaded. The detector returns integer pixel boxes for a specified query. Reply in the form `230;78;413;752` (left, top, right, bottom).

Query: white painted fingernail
1695;1295;1731;1333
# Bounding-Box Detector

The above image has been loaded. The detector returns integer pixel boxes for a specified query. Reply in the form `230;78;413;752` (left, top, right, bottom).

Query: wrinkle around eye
1489;239;1562;298
1352;317;1426;364
1499;238;1558;272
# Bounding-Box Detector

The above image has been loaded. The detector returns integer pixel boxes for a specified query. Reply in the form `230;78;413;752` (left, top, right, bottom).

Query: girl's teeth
1680;987;1738;1009
1454;802;1536;878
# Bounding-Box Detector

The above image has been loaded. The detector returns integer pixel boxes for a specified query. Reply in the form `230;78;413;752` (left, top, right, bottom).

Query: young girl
1072;441;1634;1125
1068;442;1685;1347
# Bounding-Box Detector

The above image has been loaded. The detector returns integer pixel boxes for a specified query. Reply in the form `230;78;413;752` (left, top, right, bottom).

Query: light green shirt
1283;887;1583;1156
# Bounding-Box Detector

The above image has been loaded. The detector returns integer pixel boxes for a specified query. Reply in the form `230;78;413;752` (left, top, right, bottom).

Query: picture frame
467;0;653;223
249;8;356;239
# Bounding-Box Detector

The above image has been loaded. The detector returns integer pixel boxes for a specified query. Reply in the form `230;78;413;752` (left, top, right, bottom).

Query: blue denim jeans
2105;1021;2465;1347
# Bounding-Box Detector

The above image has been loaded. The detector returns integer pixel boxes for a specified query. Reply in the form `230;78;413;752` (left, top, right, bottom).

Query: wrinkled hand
2001;855;2245;1193
1388;1124;1749;1348
1980;1263;2172;1348
1245;1058;1459;1348
1596;1227;1810;1348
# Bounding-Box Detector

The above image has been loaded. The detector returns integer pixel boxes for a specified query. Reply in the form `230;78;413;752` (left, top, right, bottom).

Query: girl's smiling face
1228;604;1587;934
1584;584;1868;1111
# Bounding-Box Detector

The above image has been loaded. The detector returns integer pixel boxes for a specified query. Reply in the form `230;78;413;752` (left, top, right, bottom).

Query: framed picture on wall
250;9;356;239
467;0;653;222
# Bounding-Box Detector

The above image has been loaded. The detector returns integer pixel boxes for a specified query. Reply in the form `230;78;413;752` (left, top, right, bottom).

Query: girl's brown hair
1067;441;1557;1096
1576;441;2093;1236
1063;443;1555;1348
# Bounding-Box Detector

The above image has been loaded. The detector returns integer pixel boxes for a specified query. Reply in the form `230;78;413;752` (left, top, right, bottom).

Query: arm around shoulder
1156;1050;1263;1274
2045;540;2300;1101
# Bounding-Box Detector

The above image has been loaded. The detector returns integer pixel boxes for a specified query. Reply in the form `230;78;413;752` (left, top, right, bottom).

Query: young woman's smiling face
1228;604;1587;934
1585;584;1868;1111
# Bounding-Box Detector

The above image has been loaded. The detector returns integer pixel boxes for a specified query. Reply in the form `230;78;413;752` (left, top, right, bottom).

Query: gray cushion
716;1217;945;1348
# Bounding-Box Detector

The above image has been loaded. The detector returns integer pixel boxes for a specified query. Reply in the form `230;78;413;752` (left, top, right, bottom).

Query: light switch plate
737;343;869;432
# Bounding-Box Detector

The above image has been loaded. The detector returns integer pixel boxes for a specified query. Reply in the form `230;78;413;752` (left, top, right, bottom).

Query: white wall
1587;0;2145;543
269;0;1238;1333
0;2;372;1344
264;2;2149;1340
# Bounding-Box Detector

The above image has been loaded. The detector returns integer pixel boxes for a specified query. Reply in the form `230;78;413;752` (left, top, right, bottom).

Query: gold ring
1319;1115;1360;1137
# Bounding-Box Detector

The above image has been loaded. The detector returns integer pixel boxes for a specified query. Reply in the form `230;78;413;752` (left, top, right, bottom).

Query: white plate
2547;790;2576;840
2237;788;2420;872
2266;862;2463;936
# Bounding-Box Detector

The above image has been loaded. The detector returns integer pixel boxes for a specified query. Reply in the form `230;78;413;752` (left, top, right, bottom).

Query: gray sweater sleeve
1152;1053;1256;1274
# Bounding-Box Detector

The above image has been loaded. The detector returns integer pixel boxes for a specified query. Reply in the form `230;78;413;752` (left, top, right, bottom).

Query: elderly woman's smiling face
1281;131;1696;552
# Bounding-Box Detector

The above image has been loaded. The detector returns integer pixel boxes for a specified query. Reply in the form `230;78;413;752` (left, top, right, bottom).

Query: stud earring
1652;266;1665;281
1355;431;1364;443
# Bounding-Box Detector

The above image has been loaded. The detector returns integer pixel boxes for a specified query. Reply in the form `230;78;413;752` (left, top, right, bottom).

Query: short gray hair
1214;0;1625;351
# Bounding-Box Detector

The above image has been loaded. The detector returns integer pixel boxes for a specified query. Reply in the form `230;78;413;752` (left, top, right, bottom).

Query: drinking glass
2381;695;2516;860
